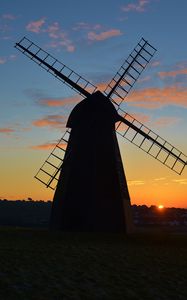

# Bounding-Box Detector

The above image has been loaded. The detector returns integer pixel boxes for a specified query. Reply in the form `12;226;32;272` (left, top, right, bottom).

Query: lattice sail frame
34;130;70;190
104;38;156;109
15;37;97;97
116;107;187;175
15;37;187;189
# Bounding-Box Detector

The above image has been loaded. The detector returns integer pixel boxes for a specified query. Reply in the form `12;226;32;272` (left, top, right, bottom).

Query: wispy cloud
151;60;161;67
45;22;75;52
0;57;6;64
26;19;75;52
2;14;17;20
24;88;48;101
88;29;122;41
0;54;17;65
131;112;150;123
159;68;187;78
128;180;145;186
46;22;59;38
47;39;75;52
127;86;187;109
154;177;166;181
0;127;14;135
138;75;151;83
37;84;187;112
31;141;67;150
32;115;66;129
172;179;187;185
0;13;17;40
152;116;180;128
73;22;101;31
122;0;150;13
26;19;122;50
73;22;122;44
26;18;46;33
38;96;80;107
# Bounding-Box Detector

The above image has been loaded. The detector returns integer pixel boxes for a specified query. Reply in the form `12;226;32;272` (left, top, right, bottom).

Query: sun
158;204;164;209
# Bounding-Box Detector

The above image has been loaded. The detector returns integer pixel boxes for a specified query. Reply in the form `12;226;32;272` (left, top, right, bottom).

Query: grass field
0;227;187;300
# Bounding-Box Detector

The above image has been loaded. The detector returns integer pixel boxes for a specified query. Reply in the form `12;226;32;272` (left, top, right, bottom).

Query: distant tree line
0;199;52;227
0;200;186;228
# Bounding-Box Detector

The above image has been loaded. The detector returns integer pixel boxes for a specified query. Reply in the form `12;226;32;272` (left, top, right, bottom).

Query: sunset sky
0;0;187;208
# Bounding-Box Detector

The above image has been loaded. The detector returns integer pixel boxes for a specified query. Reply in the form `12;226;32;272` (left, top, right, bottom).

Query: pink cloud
32;115;66;129
26;18;75;52
176;61;187;69
9;54;17;61
39;96;79;107
44;21;75;52
122;0;149;12
46;22;59;38
152;117;180;128
0;128;14;135
138;75;151;83
0;15;12;36
2;14;17;20
31;142;67;150
0;55;17;64
127;86;187;108
151;60;161;67
0;57;6;64
73;22;102;31
88;29;122;41
131;112;150;123
96;82;108;92
26;18;45;33
39;85;187;111
159;68;187;78
1;36;11;40
48;39;75;52
53;39;75;53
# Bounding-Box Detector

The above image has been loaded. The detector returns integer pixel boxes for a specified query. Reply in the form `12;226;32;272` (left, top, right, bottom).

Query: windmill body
15;37;187;233
50;91;133;232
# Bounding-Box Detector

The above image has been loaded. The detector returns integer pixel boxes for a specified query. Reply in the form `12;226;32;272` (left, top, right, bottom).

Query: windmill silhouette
15;37;187;233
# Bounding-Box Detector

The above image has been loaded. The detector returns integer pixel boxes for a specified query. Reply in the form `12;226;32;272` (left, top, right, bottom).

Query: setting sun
158;205;164;209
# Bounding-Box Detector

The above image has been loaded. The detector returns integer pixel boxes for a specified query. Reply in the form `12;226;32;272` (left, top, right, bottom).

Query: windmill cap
67;91;119;129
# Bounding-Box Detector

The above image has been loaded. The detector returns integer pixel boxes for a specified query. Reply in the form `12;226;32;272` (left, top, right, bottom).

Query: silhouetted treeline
133;204;187;227
0;200;187;228
0;199;51;227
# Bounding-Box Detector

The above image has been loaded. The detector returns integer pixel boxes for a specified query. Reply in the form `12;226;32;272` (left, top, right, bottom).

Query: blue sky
0;0;187;207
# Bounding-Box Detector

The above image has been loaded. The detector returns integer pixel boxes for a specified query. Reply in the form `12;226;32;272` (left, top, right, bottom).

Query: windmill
15;37;187;233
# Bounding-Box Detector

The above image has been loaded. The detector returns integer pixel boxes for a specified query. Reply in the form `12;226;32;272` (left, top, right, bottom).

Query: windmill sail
103;37;186;174
117;107;187;175
34;129;71;190
104;37;156;108
15;37;97;97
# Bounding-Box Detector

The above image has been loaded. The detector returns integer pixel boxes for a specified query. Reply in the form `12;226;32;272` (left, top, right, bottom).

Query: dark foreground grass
0;227;187;300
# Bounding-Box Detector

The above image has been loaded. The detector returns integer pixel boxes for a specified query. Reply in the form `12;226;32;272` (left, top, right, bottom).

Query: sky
0;0;187;208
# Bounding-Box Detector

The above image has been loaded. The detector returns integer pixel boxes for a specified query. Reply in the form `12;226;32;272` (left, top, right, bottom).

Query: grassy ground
0;227;187;300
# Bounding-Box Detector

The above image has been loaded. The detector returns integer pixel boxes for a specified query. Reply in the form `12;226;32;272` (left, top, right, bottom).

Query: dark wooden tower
50;91;133;232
